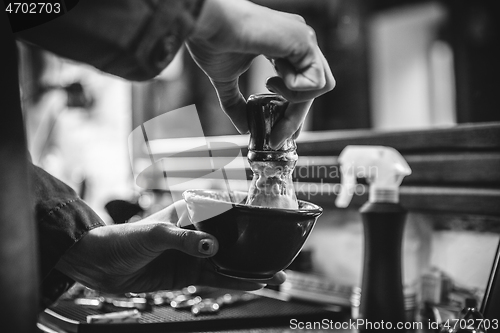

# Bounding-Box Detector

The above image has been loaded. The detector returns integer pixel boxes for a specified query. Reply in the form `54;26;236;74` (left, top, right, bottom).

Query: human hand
186;0;335;149
55;200;286;294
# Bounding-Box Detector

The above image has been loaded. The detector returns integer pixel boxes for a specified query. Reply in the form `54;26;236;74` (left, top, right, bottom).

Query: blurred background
17;0;500;314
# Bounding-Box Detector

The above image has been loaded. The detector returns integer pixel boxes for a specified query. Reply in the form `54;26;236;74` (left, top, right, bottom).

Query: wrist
188;0;223;43
188;0;254;50
54;226;107;288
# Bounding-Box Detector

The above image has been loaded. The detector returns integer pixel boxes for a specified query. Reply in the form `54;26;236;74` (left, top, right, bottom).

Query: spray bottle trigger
335;164;356;208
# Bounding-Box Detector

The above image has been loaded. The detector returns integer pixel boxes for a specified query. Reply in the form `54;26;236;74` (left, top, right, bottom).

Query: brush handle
246;93;297;163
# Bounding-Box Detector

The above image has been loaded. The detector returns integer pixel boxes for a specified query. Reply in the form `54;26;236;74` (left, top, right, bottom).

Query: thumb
268;99;313;149
147;223;219;258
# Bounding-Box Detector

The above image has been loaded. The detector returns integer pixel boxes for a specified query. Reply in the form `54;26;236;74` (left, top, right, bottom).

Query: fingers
265;270;287;285
266;50;334;146
147;223;219;258
272;57;325;92
188;0;335;143
197;264;287;291
266;49;335;101
255;15;334;94
137;201;219;258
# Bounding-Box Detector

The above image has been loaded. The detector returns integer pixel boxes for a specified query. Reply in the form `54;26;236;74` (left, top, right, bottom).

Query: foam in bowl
183;189;318;220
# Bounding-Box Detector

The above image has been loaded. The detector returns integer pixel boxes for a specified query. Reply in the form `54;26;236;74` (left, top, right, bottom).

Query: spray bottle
336;145;412;332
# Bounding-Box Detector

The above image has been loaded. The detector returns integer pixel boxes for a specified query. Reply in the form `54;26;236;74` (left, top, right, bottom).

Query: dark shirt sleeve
17;0;205;81
29;163;105;309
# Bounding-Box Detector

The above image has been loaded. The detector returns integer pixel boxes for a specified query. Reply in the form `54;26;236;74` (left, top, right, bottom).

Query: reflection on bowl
183;189;323;280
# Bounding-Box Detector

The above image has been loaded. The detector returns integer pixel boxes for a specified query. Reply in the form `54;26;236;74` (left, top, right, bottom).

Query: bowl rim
182;189;323;216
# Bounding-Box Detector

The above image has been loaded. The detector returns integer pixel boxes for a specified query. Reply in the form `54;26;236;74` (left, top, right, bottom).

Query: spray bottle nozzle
335;145;411;208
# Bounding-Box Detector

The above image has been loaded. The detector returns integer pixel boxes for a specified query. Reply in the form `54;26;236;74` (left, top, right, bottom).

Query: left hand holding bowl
56;200;286;294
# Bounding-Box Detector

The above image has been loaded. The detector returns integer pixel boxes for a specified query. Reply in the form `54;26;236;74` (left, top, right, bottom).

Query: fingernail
198;239;214;255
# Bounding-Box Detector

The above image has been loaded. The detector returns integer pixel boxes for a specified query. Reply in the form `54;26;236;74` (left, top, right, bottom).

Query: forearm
17;0;205;81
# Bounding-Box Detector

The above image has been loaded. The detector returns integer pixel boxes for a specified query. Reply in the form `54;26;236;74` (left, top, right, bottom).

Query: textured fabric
0;0;205;312
18;0;205;81
31;164;105;280
30;164;106;309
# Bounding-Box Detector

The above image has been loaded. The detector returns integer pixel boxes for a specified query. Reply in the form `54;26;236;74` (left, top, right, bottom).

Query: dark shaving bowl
183;189;322;280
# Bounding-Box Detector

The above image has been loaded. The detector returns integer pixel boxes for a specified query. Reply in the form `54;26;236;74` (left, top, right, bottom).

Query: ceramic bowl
183;189;322;279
